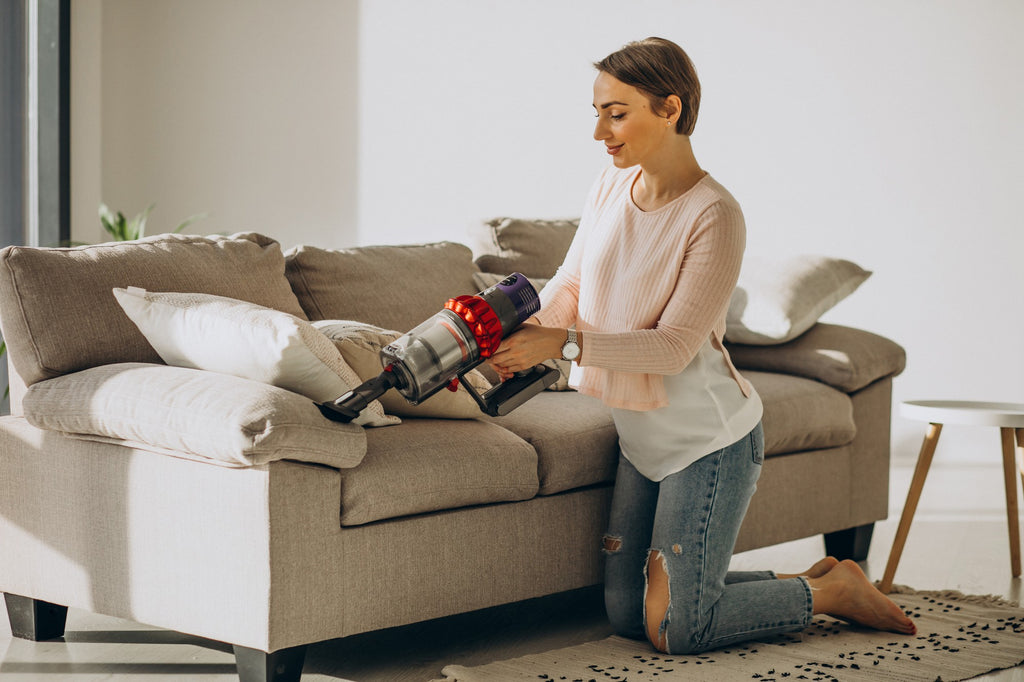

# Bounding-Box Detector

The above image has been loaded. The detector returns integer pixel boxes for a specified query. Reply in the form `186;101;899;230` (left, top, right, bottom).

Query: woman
488;37;916;655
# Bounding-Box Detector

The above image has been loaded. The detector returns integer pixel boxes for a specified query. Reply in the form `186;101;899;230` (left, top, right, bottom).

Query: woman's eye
610;114;625;121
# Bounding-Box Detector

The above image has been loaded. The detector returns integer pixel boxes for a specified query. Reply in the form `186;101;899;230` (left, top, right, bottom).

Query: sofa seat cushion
339;418;539;526
0;233;304;387
485;372;854;498
284;242;481;331
484;391;619;496
747;370;856;456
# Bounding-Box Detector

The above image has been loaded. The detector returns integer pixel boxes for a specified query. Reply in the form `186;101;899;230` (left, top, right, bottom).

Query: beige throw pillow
725;255;872;345
313;320;493;419
112;288;398;427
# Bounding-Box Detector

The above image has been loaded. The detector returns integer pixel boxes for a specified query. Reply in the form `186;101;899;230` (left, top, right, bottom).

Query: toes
803;556;841;579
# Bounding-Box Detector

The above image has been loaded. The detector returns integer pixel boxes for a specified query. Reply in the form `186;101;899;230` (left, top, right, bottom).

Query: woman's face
592;71;673;169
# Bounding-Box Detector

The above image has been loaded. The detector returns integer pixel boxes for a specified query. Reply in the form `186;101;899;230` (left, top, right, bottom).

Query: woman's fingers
485;357;514;381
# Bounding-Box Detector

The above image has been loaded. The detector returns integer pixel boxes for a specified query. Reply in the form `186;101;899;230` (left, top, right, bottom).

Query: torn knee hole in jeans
602;535;623;553
645;550;671;652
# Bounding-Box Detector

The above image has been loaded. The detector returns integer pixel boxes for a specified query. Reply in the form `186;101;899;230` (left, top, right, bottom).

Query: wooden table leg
880;422;942;593
1007;427;1024;577
1017;428;1024;507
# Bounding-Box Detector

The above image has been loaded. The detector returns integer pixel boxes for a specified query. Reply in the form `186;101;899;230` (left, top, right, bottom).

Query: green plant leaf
99;202;204;241
98;203;122;239
125;203;155;241
173;212;208;234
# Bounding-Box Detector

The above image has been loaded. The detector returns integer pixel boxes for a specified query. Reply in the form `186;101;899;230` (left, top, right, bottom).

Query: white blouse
611;338;763;482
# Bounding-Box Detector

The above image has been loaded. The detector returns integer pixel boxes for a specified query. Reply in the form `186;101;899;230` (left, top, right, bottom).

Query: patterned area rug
438;586;1024;682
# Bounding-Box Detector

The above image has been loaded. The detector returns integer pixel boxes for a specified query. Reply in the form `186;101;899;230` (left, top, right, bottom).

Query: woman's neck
632;136;705;212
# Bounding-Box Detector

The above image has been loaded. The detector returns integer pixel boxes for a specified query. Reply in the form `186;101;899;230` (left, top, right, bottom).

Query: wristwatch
560;329;581;362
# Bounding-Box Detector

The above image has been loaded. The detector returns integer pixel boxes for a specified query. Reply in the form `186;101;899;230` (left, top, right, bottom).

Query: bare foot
808;560;917;635
777;556;840;580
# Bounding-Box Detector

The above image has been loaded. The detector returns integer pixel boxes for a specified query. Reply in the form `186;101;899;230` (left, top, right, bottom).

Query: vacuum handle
462;364;561;417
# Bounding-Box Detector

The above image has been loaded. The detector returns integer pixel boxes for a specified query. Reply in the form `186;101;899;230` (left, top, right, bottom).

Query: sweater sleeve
580;199;745;374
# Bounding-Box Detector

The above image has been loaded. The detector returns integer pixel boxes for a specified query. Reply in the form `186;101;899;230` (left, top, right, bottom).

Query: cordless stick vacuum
317;273;560;423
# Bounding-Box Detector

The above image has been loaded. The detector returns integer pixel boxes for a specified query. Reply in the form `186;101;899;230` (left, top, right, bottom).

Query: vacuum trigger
446;377;460;392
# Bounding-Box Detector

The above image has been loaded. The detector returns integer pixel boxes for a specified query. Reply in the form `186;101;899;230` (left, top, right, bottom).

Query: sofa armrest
22;362;367;469
725;323;906;393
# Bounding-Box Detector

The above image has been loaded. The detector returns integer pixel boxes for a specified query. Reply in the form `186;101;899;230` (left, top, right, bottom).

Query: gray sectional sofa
0;225;906;682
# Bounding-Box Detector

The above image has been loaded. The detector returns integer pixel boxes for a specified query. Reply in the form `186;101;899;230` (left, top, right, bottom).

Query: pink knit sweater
535;166;753;411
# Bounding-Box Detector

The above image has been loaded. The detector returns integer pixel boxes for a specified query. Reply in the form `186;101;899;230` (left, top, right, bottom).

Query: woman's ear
663;94;683;127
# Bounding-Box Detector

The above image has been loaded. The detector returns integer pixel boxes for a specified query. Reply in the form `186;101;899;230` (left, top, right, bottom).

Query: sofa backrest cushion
284;241;480;331
0;232;305;387
472;217;579;280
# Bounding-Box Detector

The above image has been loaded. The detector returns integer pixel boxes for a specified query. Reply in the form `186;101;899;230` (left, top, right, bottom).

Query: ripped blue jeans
602;422;812;654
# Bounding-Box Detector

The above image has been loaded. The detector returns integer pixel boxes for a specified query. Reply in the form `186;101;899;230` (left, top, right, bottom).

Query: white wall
73;0;1024;461
71;0;360;249
358;0;1024;460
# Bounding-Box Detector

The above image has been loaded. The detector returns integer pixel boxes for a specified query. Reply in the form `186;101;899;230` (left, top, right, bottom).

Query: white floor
2;451;1023;681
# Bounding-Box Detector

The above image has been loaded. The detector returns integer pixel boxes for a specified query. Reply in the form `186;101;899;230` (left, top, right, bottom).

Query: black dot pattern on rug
440;589;1024;682
739;594;1024;682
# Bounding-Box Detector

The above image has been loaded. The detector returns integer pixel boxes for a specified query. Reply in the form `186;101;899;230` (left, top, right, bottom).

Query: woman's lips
606;144;624;155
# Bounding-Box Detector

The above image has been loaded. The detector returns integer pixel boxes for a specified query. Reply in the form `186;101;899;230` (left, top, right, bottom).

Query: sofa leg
3;593;69;641
824;522;875;562
233;643;307;682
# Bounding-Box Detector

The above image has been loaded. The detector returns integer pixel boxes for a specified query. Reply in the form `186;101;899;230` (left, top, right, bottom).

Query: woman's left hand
488;324;566;380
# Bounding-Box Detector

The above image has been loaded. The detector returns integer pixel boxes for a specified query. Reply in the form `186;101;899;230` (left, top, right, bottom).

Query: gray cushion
484;391;619;495
0;232;304;386
339;418;539;525
472;218;579;280
747;370;856;456
488;373;855;497
284;242;480;331
727;323;906;393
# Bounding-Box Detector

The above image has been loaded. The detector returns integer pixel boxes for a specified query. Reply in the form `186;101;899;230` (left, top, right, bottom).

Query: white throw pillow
313;319;494;419
725;255;871;345
112;287;398;427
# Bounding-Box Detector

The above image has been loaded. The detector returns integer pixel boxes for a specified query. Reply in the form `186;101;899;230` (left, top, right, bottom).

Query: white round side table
880;400;1024;593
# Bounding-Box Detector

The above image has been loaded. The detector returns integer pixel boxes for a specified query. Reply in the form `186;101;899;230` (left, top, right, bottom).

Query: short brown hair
594;37;701;135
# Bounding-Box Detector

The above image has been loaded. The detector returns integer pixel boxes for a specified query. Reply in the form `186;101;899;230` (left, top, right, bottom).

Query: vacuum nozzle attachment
317;368;399;422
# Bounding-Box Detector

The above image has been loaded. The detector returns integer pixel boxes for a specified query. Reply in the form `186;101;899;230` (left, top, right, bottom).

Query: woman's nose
594;119;609;141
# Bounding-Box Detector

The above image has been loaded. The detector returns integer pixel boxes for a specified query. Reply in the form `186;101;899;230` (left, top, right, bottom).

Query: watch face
562;341;581;361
